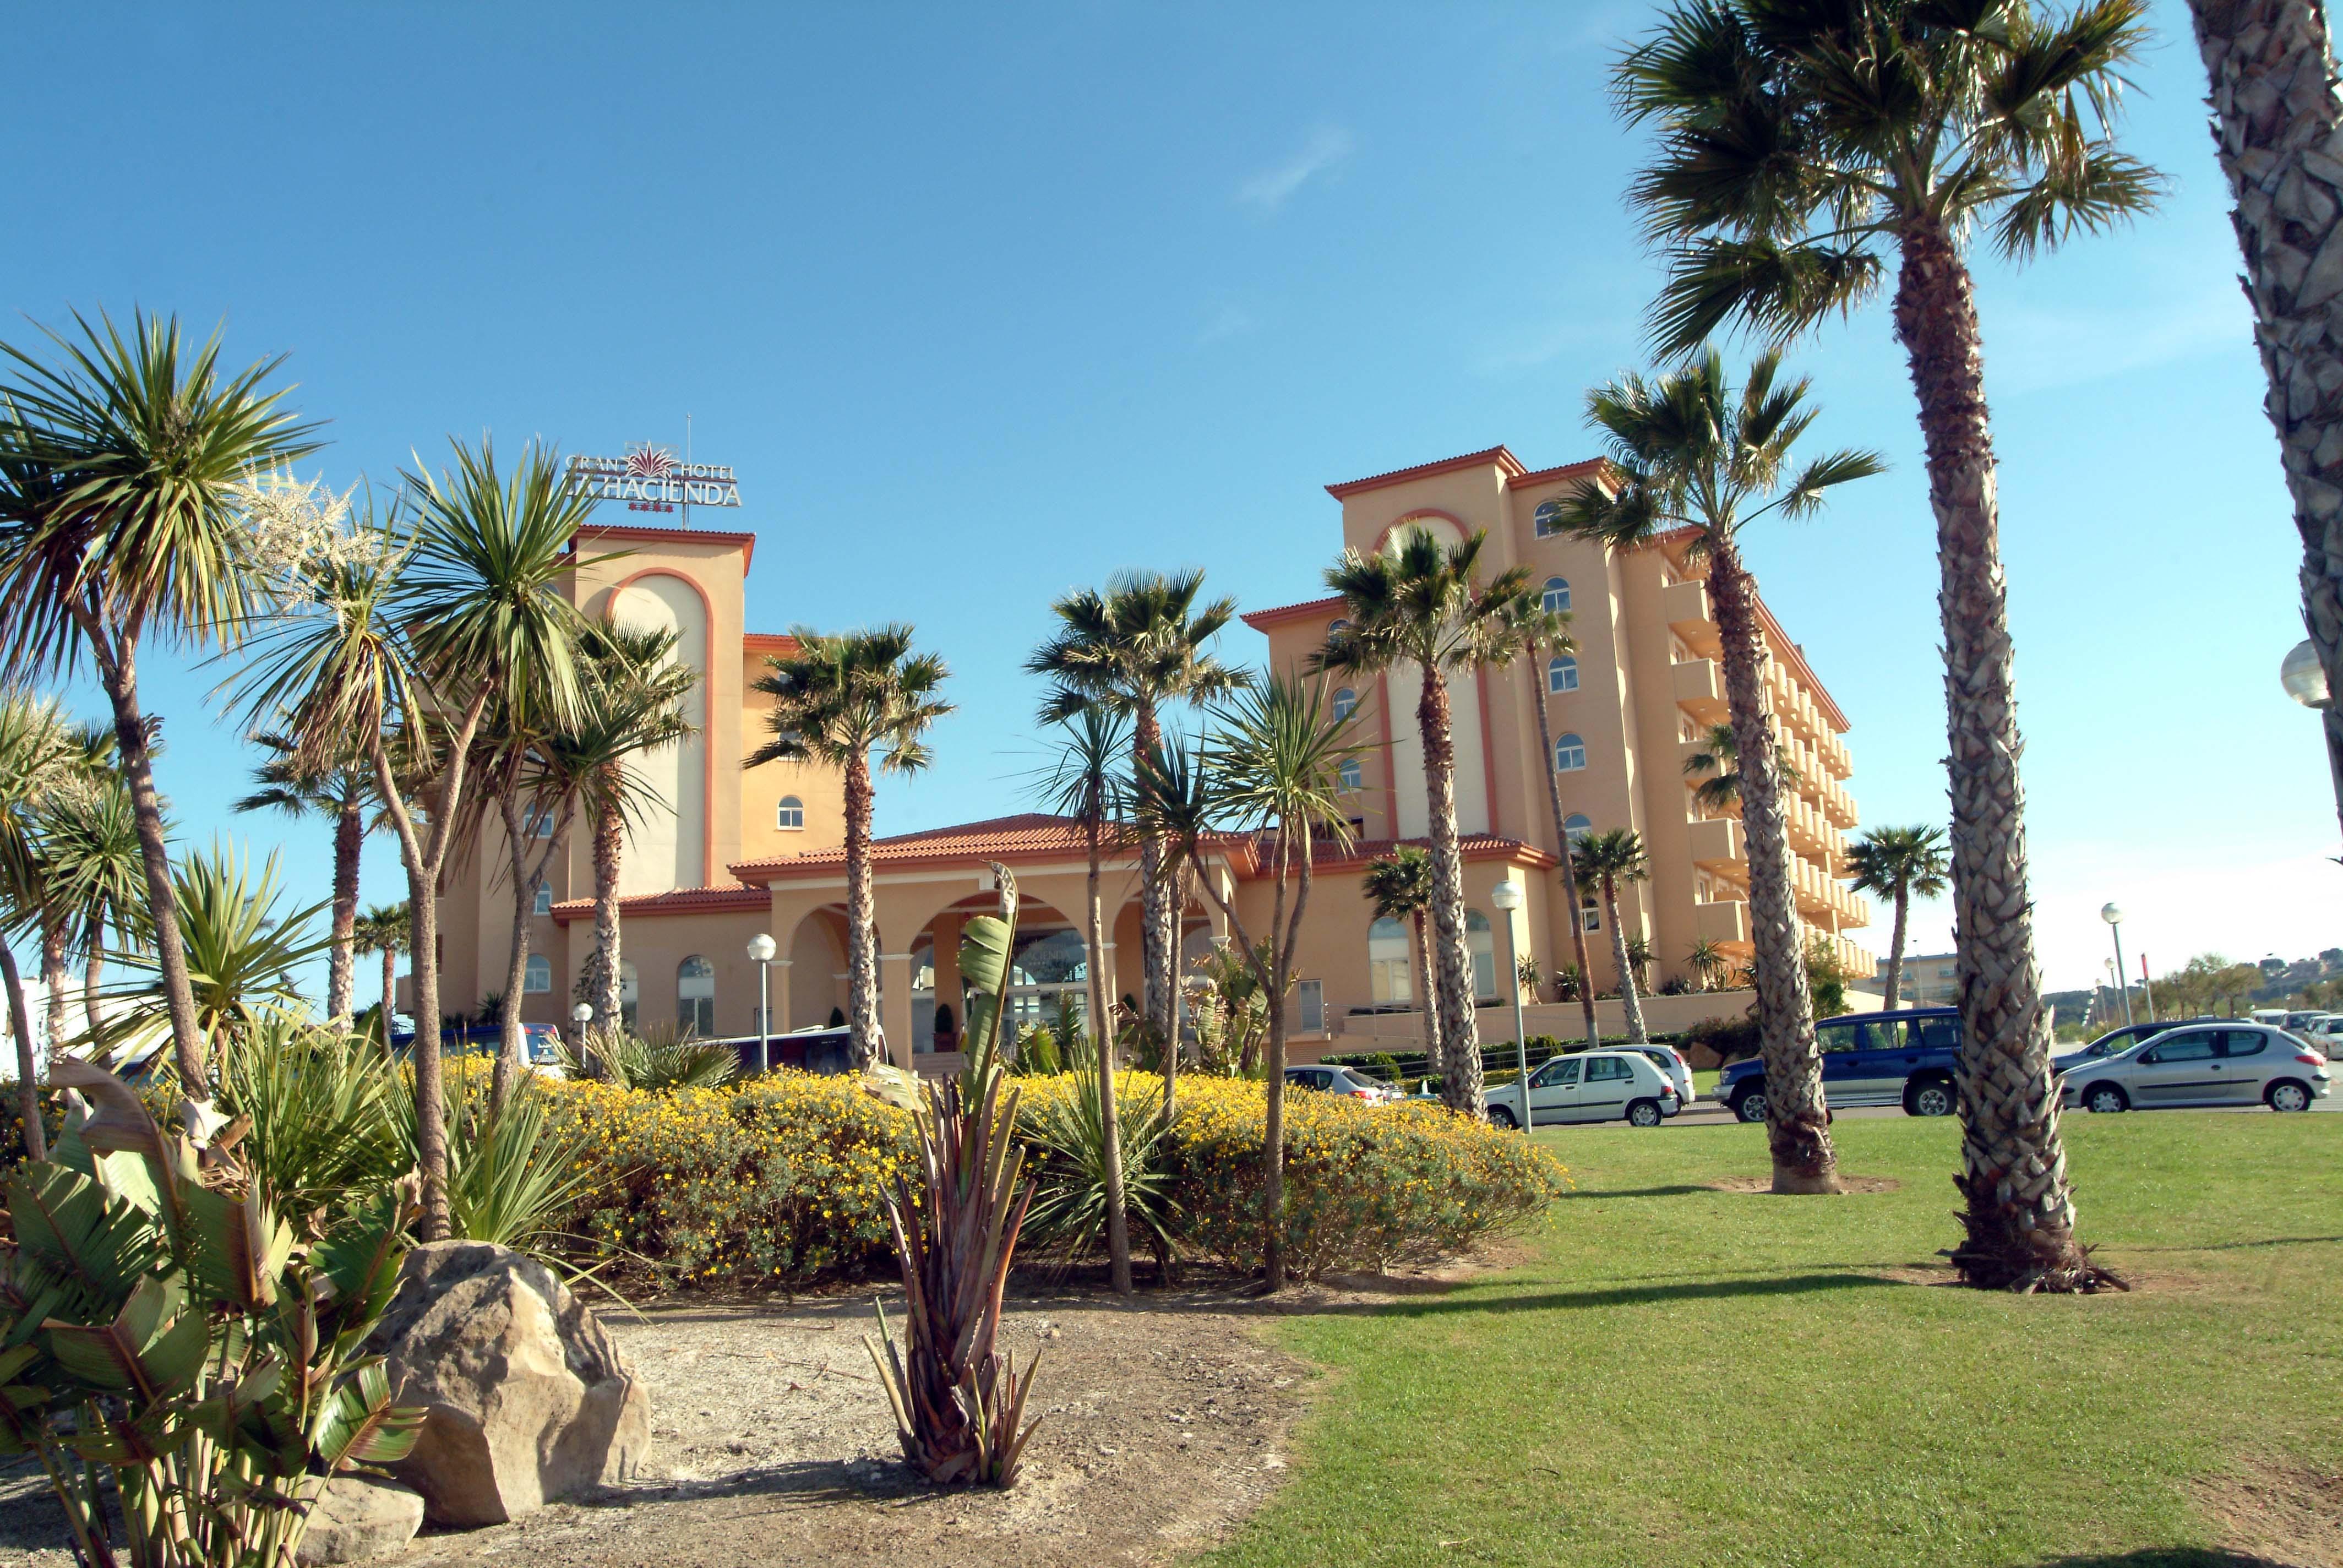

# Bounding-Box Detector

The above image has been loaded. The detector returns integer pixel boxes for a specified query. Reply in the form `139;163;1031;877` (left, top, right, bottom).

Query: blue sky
3;1;2323;998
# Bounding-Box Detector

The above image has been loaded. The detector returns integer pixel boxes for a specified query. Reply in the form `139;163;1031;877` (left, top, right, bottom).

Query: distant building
1879;951;1957;1008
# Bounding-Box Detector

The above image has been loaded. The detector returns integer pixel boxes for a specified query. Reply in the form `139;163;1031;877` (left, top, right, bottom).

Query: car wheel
1731;1087;1767;1124
2268;1080;2313;1113
2084;1084;2128;1114
1487;1103;1518;1130
1905;1078;1957;1118
1627;1098;1663;1128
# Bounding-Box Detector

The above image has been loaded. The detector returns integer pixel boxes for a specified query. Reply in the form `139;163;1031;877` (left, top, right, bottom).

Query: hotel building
430;445;1871;1066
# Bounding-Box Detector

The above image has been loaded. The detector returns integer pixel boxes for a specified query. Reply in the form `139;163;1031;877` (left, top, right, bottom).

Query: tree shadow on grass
1557;1183;1715;1199
2035;1551;2285;1567
1302;1270;1897;1319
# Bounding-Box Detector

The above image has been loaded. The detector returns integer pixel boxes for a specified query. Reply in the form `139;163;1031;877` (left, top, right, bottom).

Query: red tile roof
1305;834;1557;874
1507;457;1609;491
1324;445;1525;500
743;631;803;657
1239;594;1346;633
548;885;770;924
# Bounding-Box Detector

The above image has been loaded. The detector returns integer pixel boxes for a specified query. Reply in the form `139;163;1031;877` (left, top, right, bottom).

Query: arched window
619;961;639;1030
678;955;715;1036
1465;910;1497;1003
1541;576;1571;613
1367;917;1412;1005
1563;812;1593;846
1331;687;1358;722
1554;732;1587;771
1533;498;1566;537
1338;757;1364;792
1546;655;1579;694
777;796;804;831
1328;618;1350;634
532;883;553;916
524;955;552;994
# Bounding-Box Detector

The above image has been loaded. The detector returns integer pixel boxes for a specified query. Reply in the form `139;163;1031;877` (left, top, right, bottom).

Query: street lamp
748;933;778;1073
2282;636;2343;848
569;1001;592;1057
1491;879;1530;1134
2100;903;2132;1027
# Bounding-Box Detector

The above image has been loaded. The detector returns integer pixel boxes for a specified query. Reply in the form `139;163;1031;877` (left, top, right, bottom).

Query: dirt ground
0;1276;1332;1568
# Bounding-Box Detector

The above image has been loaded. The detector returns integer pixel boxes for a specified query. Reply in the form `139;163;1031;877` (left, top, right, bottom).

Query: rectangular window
1297;981;1325;1035
533;884;552;916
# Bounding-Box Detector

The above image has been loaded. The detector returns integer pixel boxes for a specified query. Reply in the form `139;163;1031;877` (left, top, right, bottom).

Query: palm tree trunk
1883;887;1912;1012
1261;834;1292;1294
844;751;880;1069
1598;876;1651;1046
1162;857;1186;1123
1132;700;1174;1050
326;805;363;1023
592;793;625;1030
1707;534;1839;1193
491;794;535;1113
382;943;398;1033
2;941;43;1161
1087;815;1132;1295
1525;647;1600;1048
81;917;104;1038
1894;220;2091;1289
1416;665;1483;1115
41;919;69;1066
1410;911;1441;1079
2188;0;2343;850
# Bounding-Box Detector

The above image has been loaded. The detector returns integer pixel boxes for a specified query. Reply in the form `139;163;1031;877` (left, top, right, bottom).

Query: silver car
1484;1049;1680;1129
2059;1023;2331;1114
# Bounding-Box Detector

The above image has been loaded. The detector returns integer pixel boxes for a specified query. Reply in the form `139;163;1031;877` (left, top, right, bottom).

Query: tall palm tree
1516;604;1600;1049
749;626;953;1070
1614;0;2153;1276
1846;825;1950;1012
1572;829;1652;1046
231;443;599;1239
0;692;77;1156
1140;676;1361;1291
1035;704;1135;1295
352;900;410;1039
1311;530;1533;1115
1361;846;1441;1075
1556;352;1878;1191
1680;721;1805;815
233;732;376;1023
0;311;318;1125
2184;2;2343;847
1029;571;1246;1053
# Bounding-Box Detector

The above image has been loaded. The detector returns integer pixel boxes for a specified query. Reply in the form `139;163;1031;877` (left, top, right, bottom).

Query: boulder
368;1241;650;1527
296;1475;425;1564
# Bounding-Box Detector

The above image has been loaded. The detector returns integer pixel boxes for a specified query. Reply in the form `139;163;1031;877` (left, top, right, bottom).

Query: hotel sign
567;444;742;514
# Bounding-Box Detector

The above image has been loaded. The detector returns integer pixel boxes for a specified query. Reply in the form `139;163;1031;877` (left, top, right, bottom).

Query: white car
1623;1043;1696;1111
1484;1049;1680;1129
1284;1064;1401;1104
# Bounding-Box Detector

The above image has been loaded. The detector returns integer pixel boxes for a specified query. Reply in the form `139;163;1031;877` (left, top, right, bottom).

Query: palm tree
1361;845;1441;1075
1680;721;1804;815
35;754;146;1043
0;311;318;1124
1614;0;2154;1275
1555;353;1878;1192
352;901;409;1039
2184;2;2343;848
233;733;377;1023
1029;571;1245;1054
1311;530;1533;1115
1035;705;1134;1295
749;626;952;1070
1516;604;1601;1049
1139;676;1361;1291
231;442;599;1239
0;692;77;1156
1572;829;1652;1046
1847;826;1950;1012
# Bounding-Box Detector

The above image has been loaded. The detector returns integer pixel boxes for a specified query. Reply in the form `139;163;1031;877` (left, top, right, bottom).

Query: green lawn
1211;1112;2341;1567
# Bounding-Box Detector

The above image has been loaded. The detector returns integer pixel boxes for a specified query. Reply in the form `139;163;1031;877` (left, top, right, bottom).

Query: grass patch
1211;1112;2343;1567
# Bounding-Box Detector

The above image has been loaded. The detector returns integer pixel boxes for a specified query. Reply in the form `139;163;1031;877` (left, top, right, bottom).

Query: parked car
1623;1043;1696;1112
2284;1010;2335;1036
1284;1064;1400;1103
727;1025;857;1077
1717;1008;1961;1123
2059;1023;2329;1113
2055;1018;2224;1069
391;1021;565;1071
1483;1049;1679;1129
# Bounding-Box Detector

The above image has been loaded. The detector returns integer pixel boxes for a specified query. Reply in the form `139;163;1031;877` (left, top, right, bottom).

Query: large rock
297;1475;426;1564
368;1241;650;1527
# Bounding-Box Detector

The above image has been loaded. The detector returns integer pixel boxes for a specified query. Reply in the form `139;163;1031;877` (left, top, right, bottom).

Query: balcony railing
1671;658;1729;722
1663;579;1721;656
1695;898;1751;945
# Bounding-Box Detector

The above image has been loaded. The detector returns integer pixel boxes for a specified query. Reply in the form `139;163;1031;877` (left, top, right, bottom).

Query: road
1665;1093;2341;1126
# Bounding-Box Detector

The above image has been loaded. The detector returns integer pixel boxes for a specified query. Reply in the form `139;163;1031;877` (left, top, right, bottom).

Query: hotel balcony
1671;658;1729;723
1695;898;1751;946
1822;777;1858;829
1687;815;1745;874
1664;580;1721;656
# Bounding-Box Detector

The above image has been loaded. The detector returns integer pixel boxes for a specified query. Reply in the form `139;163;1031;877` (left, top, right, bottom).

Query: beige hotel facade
429;445;1872;1068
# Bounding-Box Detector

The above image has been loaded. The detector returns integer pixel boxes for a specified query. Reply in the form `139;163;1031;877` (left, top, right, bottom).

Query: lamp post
748;933;778;1074
1492;879;1531;1134
2100;903;2132;1027
569;1001;592;1060
2282;637;2343;850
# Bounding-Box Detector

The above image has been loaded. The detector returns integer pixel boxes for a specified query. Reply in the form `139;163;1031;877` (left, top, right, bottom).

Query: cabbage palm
1556;351;1877;1191
1572;829;1652;1046
1029;571;1245;1050
233;732;376;1023
1615;0;2154;1277
749;625;953;1070
1034;704;1134;1295
1362;845;1442;1074
1516;604;1601;1049
1846;825;1949;1011
1138;675;1362;1291
1686;934;1728;992
1311;531;1534;1115
0;311;318;1123
1681;720;1805;814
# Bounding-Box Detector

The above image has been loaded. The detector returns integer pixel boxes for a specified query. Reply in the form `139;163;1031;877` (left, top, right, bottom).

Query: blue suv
1718;1008;1962;1123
